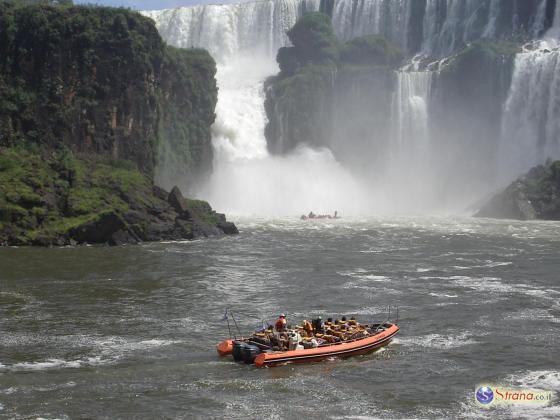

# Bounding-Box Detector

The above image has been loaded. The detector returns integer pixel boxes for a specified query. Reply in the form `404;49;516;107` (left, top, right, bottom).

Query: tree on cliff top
277;12;338;75
287;12;338;63
277;12;403;75
340;35;403;67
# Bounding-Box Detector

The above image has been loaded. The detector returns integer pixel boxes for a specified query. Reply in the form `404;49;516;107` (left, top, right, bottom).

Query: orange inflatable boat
216;321;399;367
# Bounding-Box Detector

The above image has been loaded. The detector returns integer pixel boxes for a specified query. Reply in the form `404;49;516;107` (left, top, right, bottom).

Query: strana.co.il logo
476;386;494;405
475;383;555;408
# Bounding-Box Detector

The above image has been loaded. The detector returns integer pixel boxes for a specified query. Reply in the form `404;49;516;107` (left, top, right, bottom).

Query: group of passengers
258;314;369;351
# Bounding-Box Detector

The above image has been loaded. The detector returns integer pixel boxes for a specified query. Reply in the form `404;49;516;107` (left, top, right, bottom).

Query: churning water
1;217;559;418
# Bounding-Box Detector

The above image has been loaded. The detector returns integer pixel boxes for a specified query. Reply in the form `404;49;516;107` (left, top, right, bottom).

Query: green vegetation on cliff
265;12;402;157
0;1;216;184
476;161;560;221
0;147;145;244
339;35;403;67
0;2;234;246
275;13;403;78
0;146;237;246
156;46;216;190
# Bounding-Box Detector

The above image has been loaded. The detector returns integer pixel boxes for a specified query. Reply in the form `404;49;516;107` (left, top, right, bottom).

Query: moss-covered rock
339;35;404;67
286;12;339;65
266;12;402;161
0;147;237;246
475;161;560;220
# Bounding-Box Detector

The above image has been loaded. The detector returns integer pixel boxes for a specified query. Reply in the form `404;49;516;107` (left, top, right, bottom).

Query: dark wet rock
69;212;126;244
175;219;195;240
168;186;192;218
153;186;169;201
192;220;221;237
109;229;141;246
218;221;239;235
475;161;560;220
144;221;176;242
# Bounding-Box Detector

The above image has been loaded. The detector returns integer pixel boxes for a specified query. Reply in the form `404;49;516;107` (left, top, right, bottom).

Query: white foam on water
0;387;16;395
507;308;560;324
96;337;182;356
450;277;518;294
417;267;436;272
453;261;513;270
398;332;477;349
429;292;459;298
0;356;107;372
0;335;184;373
338;270;391;283
507;370;560;390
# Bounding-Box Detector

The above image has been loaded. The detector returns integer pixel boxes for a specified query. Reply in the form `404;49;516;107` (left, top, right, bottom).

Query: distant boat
217;317;399;367
300;211;341;220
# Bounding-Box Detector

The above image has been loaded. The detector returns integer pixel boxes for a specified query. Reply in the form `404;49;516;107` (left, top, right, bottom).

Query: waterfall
327;0;549;56
393;69;433;154
330;0;410;49
499;6;560;183
144;0;558;213
144;0;320;59
145;0;371;215
385;67;436;209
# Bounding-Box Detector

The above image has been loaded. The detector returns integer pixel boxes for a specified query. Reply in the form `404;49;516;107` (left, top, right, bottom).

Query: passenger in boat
302;319;313;336
322;331;336;343
312;317;324;333
275;314;287;332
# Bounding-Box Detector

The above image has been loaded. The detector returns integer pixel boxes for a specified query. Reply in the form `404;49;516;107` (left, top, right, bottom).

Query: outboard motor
232;341;249;363
241;344;261;364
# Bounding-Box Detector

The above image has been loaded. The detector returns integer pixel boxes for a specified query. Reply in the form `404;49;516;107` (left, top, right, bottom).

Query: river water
1;217;559;419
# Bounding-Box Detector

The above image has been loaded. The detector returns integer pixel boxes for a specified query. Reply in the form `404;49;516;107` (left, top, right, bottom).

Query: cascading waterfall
145;0;372;215
499;6;560;183
144;0;320;59
393;69;433;155
385;65;438;209
328;0;549;55
330;0;410;49
145;0;558;214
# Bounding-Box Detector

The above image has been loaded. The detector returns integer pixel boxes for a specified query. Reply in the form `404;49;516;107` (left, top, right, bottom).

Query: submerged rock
475;161;560;220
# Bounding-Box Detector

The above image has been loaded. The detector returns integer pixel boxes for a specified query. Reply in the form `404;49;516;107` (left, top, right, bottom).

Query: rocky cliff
475;161;560;220
0;2;236;246
264;12;402;170
0;1;216;188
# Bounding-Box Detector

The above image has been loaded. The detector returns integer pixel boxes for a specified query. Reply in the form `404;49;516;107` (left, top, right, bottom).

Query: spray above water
147;0;558;216
147;1;373;216
199;56;373;216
